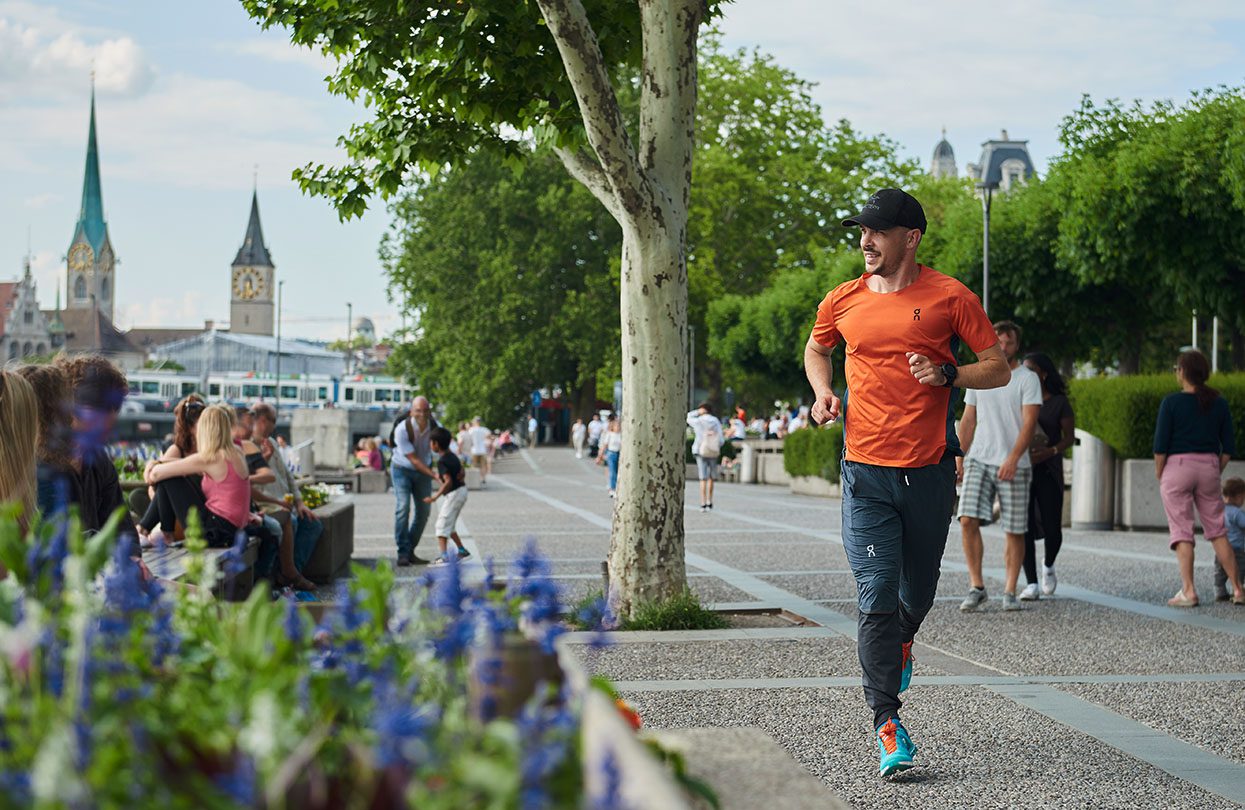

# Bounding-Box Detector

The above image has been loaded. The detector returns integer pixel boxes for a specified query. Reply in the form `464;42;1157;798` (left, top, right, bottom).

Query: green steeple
73;87;108;253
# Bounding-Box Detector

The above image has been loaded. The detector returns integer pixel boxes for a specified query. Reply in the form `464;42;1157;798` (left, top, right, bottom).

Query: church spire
74;84;108;253
233;189;273;267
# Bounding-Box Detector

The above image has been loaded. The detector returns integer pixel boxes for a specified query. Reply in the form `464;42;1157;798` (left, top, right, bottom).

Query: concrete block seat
354;468;387;493
302;496;356;584
143;535;261;601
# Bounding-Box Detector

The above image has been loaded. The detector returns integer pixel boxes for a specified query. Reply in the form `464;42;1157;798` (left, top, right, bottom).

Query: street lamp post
977;181;997;314
346;302;353;375
275;279;284;420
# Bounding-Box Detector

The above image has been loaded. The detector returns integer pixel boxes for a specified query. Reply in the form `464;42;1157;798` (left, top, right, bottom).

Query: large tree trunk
573;376;598;421
539;0;702;617
607;222;689;612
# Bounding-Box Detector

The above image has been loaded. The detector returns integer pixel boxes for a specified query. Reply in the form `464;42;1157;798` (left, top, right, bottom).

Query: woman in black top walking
1153;350;1243;606
1020;353;1075;600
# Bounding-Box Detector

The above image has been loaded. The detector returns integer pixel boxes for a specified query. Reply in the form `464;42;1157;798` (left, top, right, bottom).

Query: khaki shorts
434;487;468;537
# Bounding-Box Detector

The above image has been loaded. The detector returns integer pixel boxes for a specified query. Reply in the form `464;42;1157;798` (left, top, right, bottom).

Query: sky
1;1;1243;341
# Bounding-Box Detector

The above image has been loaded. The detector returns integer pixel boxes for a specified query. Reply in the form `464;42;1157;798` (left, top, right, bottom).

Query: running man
804;188;1009;777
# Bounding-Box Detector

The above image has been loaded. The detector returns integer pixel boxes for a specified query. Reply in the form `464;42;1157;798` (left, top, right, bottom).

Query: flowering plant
298;484;330;509
0;510;608;808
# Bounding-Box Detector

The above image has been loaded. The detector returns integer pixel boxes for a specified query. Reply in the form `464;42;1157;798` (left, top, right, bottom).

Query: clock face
68;243;94;272
233;268;264;300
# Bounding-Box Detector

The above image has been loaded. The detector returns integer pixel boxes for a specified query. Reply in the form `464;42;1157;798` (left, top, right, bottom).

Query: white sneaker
1041;567;1057;596
1019;583;1041;601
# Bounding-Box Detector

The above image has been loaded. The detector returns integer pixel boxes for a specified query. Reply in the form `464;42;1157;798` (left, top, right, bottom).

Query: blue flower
213;753;257;806
516;697;577;810
592;749;626;810
371;674;435;769
283;598;304;645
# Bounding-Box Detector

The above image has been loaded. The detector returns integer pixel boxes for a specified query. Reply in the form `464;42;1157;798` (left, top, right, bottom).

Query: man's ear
908;229;923;251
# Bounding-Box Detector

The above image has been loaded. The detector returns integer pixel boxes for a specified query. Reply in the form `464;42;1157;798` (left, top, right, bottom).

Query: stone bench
353;468;388;493
143;536;261;602
303;496;355;584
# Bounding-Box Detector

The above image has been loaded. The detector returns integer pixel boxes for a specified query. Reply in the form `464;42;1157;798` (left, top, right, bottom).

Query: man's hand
296;503;318;522
810;391;841;425
998;457;1018;482
955;456;964;484
906;353;947;387
259;440;274;460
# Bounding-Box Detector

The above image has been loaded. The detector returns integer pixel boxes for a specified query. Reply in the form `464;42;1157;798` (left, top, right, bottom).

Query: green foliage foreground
1069;373;1245;459
0;506;619;808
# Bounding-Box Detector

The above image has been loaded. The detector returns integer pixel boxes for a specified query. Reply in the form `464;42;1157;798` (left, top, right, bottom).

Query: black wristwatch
939;363;958;388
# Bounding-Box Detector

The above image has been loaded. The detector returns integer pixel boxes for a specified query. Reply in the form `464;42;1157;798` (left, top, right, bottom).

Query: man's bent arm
955;343;1010;390
804;337;834;399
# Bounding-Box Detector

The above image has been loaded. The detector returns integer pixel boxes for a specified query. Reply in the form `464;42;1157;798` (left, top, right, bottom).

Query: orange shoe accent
901;641;912;670
878;719;899;754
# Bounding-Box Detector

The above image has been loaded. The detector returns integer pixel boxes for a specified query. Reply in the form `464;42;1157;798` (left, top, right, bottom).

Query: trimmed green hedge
783;424;844;483
1068;373;1245;460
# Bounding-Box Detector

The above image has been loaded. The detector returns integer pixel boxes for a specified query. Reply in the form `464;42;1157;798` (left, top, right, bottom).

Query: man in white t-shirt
587;414;604;458
687;402;725;511
957;321;1042;612
468;417;492;483
528;415;539;447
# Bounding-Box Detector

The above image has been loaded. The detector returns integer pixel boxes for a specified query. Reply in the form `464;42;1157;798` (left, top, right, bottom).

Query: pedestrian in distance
805;188;1009;777
423;426;471;566
528;414;539;447
1019;352;1075;599
687;402;724;511
587;413;604;458
1217;477;1245;602
595;416;622;498
1153;350;1243;606
391;396;440;566
957;321;1042;613
468;417;492;484
572;418;588;459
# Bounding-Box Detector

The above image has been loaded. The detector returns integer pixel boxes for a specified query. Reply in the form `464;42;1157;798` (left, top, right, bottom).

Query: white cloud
230;38;339;75
22;192;59;209
717;0;1245;167
0;17;155;99
118;291;207;331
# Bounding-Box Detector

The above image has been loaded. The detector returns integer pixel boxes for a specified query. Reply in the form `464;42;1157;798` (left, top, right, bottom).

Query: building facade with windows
0;257;54;362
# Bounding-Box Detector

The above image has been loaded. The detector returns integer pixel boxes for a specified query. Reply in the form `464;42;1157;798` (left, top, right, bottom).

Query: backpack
699;419;721;459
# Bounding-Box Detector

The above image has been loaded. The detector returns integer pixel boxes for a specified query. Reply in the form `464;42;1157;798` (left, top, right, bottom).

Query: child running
1217;477;1245;602
424;426;471;566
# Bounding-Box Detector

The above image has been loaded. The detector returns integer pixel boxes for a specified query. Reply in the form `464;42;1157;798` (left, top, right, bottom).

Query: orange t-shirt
812;265;997;468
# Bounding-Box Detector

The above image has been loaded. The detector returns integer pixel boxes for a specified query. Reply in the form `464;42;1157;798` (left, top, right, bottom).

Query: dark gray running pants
841;450;957;729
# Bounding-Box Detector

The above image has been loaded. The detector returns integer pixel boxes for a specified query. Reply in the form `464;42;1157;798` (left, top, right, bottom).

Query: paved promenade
351;448;1245;809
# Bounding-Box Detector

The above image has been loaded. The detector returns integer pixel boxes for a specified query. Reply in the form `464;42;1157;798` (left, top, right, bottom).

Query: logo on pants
867;544;876;557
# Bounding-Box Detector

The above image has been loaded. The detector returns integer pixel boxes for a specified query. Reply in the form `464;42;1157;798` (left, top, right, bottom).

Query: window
24;309;32;324
344;387;355;401
375;388;392;402
261;385;276;398
129;381;141;393
6;344;15;360
317;387;328;400
74;276;86;299
21;342;31;357
181;383;197;396
35;343;45;355
209;383;221;396
225;385;241;399
243;384;260;398
280;385;298;399
142;381;160;394
100;278;110;300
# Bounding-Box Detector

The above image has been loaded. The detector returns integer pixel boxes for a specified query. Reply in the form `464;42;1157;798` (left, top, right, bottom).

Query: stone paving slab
824;600;1245;676
685;539;849;570
621;686;1240;810
1055;681;1245;768
580;637;879;681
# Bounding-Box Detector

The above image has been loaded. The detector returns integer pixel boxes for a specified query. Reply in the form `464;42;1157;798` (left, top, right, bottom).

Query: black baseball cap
842;188;927;233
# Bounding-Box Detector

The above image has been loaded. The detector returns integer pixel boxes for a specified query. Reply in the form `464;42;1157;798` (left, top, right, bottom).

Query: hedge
1068;372;1245;460
782;424;844;483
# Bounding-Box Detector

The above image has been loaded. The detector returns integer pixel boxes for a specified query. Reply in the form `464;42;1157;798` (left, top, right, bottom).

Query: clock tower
230;190;275;336
66;86;117;321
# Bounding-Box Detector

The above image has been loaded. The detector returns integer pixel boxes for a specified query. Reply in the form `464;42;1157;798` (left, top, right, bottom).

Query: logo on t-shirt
913;308;921;321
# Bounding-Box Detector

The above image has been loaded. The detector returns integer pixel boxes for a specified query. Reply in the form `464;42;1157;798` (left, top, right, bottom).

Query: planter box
1115;458;1245;531
303;496;355;583
788;475;838;499
353;468;387;493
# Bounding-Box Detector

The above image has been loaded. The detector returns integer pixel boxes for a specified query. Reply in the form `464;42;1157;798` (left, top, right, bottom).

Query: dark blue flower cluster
516;689;578;810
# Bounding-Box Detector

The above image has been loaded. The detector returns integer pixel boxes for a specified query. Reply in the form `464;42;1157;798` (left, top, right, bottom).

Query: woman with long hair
1019;353;1075;599
0;369;39;530
595;415;622;498
139;404;251;548
138;394;206;541
17;364;74;517
1153;349;1243;606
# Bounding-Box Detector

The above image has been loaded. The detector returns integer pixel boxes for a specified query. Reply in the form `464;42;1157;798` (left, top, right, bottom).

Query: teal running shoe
899;641;914;693
876;717;916;777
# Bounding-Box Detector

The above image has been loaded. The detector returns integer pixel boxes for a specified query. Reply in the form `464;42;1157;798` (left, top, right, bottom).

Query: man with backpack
391;396;439;566
687;402;725;512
